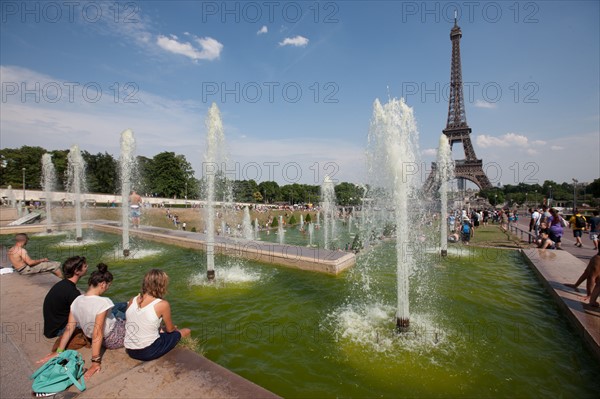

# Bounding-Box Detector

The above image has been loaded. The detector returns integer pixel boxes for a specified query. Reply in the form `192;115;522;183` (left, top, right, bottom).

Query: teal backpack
31;350;86;395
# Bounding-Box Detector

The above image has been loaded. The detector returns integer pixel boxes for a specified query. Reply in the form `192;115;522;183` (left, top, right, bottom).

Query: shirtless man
8;233;62;277
130;190;142;228
565;254;600;306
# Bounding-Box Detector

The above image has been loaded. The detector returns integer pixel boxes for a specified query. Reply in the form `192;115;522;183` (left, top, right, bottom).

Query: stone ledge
520;248;600;362
0;272;279;399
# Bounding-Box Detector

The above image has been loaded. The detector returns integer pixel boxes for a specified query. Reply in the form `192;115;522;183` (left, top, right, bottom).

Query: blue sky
1;1;599;187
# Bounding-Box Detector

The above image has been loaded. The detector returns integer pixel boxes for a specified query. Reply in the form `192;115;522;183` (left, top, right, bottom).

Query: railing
508;223;537;244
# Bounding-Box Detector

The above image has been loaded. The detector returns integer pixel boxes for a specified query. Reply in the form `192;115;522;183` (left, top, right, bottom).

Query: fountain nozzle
46;229;52;234
76;237;83;242
207;270;215;281
123;249;130;257
441;249;447;257
396;317;410;333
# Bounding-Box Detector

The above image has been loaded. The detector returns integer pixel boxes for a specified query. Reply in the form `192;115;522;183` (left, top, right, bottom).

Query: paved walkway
511;217;599;261
0;258;279;398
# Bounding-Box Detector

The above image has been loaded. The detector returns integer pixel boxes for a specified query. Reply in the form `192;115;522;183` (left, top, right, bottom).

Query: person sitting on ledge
8;233;62;277
537;229;555;250
565;254;600;307
124;269;191;361
448;232;460;243
38;263;127;379
43;256;88;339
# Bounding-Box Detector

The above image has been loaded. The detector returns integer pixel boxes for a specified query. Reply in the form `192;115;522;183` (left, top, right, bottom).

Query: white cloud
477;132;530;148
474;99;497;109
257;26;268;35
156;35;223;61
472;131;599;185
0;66;368;184
279;35;309;47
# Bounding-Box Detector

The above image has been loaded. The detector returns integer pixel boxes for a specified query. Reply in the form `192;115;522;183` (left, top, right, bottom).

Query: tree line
2;146;598;207
0;146;365;205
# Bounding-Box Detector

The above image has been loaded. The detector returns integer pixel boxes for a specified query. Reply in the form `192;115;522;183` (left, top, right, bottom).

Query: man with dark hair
42;256;88;338
587;210;600;251
8;233;62;277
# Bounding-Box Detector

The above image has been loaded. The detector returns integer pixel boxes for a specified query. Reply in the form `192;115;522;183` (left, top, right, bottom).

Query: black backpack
575;215;586;229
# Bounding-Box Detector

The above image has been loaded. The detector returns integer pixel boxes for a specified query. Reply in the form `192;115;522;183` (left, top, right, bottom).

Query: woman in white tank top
124;269;191;361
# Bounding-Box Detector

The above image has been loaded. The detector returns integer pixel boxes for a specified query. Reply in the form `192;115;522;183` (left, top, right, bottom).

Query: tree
145;152;188;198
258;181;280;203
335;182;365;206
232;180;258;202
253;191;263;203
83;151;118;194
50;150;69;191
0;146;47;189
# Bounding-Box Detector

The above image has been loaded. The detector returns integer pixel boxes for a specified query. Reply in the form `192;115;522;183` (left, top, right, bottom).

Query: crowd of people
8;233;191;382
530;207;600;252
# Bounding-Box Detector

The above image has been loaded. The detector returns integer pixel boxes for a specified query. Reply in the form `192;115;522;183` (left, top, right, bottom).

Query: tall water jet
436;134;454;257
67;145;87;241
300;214;304;230
120;129;136;256
242;206;253;240
6;185;16;208
204;103;227;281
254;218;260;240
321;176;337;249
41;154;57;233
366;98;421;331
277;215;285;245
308;222;314;246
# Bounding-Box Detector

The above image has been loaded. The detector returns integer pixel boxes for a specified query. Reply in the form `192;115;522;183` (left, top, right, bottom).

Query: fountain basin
1;230;598;398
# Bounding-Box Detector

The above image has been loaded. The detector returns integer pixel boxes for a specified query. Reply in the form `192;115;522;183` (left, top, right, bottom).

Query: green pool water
3;231;599;398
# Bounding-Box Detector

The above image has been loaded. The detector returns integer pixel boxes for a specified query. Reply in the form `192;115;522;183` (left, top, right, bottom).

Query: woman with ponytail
38;263;126;379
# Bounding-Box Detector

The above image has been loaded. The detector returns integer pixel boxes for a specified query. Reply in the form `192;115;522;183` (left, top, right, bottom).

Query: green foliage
305;213;312;223
0;146;47;189
335;182;365;206
382;223;395;237
191;227;197;232
351;234;363;251
232;179;258;202
82;151;118;194
258;181;280;203
288;215;297;225
271;217;278;227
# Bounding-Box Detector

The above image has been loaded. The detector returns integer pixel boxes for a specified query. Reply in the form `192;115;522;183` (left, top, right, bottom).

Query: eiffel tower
423;18;492;192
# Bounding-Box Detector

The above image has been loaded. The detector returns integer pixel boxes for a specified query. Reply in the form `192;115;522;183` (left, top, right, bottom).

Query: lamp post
534;190;537;207
572;178;578;212
525;193;528;207
548;185;552;207
21;167;26;202
185;182;188;207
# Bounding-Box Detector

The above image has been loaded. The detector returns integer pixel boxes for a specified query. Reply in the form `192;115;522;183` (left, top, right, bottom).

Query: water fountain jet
41;154;57;233
120;129;136;256
204;103;227;281
67;145;86;241
436;134;454;257
366;98;420;332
